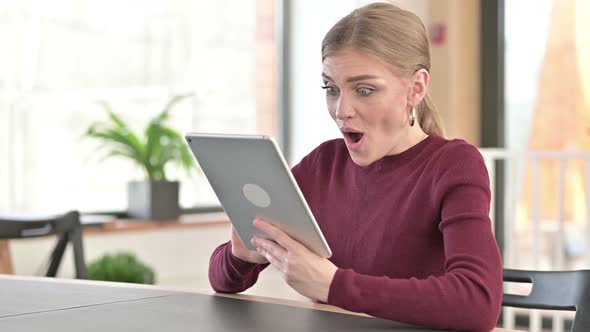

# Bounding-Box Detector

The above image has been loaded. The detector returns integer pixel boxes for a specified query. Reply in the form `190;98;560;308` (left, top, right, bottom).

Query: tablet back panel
185;133;331;258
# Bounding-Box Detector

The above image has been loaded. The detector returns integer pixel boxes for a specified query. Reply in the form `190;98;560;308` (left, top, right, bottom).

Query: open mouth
346;132;364;143
341;128;365;146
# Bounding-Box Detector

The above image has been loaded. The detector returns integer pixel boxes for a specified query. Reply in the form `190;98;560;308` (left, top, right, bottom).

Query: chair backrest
0;211;87;279
503;269;590;332
0;211;79;239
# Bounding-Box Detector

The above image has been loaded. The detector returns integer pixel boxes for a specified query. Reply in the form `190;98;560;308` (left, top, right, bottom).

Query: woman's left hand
251;218;338;302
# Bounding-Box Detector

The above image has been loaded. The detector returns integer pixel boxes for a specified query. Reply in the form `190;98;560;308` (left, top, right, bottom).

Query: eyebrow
321;73;381;83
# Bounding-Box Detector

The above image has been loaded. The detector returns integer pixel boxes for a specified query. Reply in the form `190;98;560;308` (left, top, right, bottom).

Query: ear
407;69;429;107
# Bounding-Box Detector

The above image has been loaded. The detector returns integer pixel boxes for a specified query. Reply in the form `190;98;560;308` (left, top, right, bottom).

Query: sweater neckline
354;134;436;173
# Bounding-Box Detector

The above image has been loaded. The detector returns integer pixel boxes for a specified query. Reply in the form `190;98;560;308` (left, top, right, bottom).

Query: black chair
0;211;87;279
503;269;590;332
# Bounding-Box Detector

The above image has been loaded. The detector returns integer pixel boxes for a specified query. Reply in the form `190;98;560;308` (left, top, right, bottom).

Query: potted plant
88;252;156;284
84;94;197;220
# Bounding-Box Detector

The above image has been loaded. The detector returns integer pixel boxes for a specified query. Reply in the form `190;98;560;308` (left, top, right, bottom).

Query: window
0;0;277;213
504;0;590;269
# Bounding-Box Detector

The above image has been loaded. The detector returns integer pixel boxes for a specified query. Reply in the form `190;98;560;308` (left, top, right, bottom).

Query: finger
252;237;287;262
255;244;282;270
253;218;303;252
230;226;244;245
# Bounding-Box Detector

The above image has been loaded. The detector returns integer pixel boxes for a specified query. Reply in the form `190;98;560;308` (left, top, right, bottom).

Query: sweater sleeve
326;143;503;332
208;241;269;293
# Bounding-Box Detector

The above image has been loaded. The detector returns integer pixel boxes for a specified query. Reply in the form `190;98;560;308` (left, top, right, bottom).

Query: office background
1;0;589;330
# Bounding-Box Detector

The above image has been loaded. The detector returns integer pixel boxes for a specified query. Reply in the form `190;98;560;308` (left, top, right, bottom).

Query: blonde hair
321;2;445;136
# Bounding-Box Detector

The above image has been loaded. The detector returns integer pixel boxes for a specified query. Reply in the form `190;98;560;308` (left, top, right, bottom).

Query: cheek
326;99;337;119
373;103;407;133
377;116;397;135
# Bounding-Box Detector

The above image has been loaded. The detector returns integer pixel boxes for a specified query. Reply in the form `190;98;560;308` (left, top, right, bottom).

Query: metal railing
480;149;590;332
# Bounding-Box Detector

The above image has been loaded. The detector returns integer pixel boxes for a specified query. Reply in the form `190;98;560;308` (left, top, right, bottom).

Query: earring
409;107;416;127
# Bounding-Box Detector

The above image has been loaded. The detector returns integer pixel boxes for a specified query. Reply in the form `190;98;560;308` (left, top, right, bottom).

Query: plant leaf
162;93;193;115
82;94;199;181
82;108;148;177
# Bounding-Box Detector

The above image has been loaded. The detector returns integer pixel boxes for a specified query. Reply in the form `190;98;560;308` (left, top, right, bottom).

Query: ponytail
418;94;445;137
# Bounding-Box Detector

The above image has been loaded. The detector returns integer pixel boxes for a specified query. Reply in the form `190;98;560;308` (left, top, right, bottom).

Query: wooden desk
0;212;230;274
0;275;522;331
82;211;230;235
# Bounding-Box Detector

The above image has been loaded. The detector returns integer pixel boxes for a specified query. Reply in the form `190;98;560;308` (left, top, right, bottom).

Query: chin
349;153;376;167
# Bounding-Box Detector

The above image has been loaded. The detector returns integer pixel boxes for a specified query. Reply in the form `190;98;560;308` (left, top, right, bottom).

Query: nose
334;95;354;120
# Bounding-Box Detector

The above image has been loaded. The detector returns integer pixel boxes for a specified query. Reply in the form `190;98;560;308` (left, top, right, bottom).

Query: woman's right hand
230;225;269;264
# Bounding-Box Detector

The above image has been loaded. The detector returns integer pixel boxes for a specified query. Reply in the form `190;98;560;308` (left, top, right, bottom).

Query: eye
356;87;374;96
321;85;339;96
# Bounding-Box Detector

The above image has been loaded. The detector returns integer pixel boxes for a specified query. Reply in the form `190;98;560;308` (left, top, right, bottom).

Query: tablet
185;133;332;258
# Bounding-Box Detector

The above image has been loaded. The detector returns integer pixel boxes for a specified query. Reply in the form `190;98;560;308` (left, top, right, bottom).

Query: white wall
10;223;308;301
288;0;429;164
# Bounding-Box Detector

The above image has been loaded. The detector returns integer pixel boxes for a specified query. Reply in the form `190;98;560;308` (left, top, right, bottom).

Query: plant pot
127;180;180;221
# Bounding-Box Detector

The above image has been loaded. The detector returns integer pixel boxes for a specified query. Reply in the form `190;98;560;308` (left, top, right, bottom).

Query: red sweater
208;135;503;331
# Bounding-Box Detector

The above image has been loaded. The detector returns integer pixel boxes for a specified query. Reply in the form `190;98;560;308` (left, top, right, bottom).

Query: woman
208;3;502;331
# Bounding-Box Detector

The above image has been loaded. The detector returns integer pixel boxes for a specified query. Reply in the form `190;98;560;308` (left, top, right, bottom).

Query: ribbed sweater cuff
225;242;263;277
327;268;355;308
